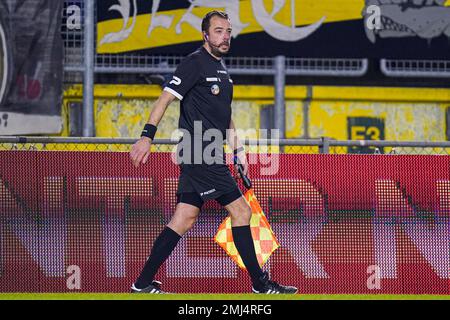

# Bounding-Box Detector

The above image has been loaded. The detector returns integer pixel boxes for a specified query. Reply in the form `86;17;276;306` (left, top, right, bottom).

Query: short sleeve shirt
163;46;233;139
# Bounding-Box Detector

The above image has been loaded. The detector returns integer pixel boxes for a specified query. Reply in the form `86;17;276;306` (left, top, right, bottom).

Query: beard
208;41;230;57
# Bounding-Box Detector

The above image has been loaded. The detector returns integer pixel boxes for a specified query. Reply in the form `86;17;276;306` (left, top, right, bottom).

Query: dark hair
201;11;229;34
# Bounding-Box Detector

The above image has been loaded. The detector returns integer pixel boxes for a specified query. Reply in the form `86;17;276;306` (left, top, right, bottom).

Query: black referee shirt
164;46;233;140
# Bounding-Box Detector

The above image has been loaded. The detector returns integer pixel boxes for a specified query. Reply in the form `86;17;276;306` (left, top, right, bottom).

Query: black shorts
176;164;243;209
176;188;242;209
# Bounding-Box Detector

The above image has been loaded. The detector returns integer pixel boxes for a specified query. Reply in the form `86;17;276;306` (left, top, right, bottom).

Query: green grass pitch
1;293;449;300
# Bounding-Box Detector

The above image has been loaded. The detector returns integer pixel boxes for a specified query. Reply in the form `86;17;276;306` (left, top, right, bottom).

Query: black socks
232;225;265;288
134;226;181;289
135;225;265;290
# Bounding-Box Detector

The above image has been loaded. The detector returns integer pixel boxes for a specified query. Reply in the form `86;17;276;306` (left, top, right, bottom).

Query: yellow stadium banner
96;0;450;59
214;188;280;270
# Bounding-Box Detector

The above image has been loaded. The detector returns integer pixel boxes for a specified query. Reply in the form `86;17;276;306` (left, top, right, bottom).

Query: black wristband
141;124;157;140
233;146;245;155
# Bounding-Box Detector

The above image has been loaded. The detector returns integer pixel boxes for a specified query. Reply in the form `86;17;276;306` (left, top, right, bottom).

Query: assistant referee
130;11;297;294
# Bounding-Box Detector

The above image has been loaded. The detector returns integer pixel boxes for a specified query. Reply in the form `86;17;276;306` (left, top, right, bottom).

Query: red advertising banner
0;151;449;294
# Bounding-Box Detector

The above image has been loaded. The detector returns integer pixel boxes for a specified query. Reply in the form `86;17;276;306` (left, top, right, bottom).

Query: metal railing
381;59;450;78
1;137;449;155
89;55;370;77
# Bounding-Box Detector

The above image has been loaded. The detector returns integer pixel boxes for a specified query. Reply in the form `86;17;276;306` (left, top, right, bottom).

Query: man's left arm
227;119;249;177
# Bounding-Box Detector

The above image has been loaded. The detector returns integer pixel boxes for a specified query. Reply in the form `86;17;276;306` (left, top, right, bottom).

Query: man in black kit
129;11;297;294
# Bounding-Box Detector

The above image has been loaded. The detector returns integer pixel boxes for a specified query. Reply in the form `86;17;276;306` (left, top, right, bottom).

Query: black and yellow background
97;0;450;58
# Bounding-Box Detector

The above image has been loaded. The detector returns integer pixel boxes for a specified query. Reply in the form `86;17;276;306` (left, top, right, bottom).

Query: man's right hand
130;137;152;168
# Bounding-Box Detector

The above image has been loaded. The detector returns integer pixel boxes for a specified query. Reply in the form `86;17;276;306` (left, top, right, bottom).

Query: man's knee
168;204;200;235
229;200;252;226
168;216;197;236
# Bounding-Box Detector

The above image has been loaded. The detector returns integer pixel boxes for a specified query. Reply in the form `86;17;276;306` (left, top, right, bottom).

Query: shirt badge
211;84;220;95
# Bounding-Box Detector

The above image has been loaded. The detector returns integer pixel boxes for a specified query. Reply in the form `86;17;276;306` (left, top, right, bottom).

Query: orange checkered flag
214;162;280;270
